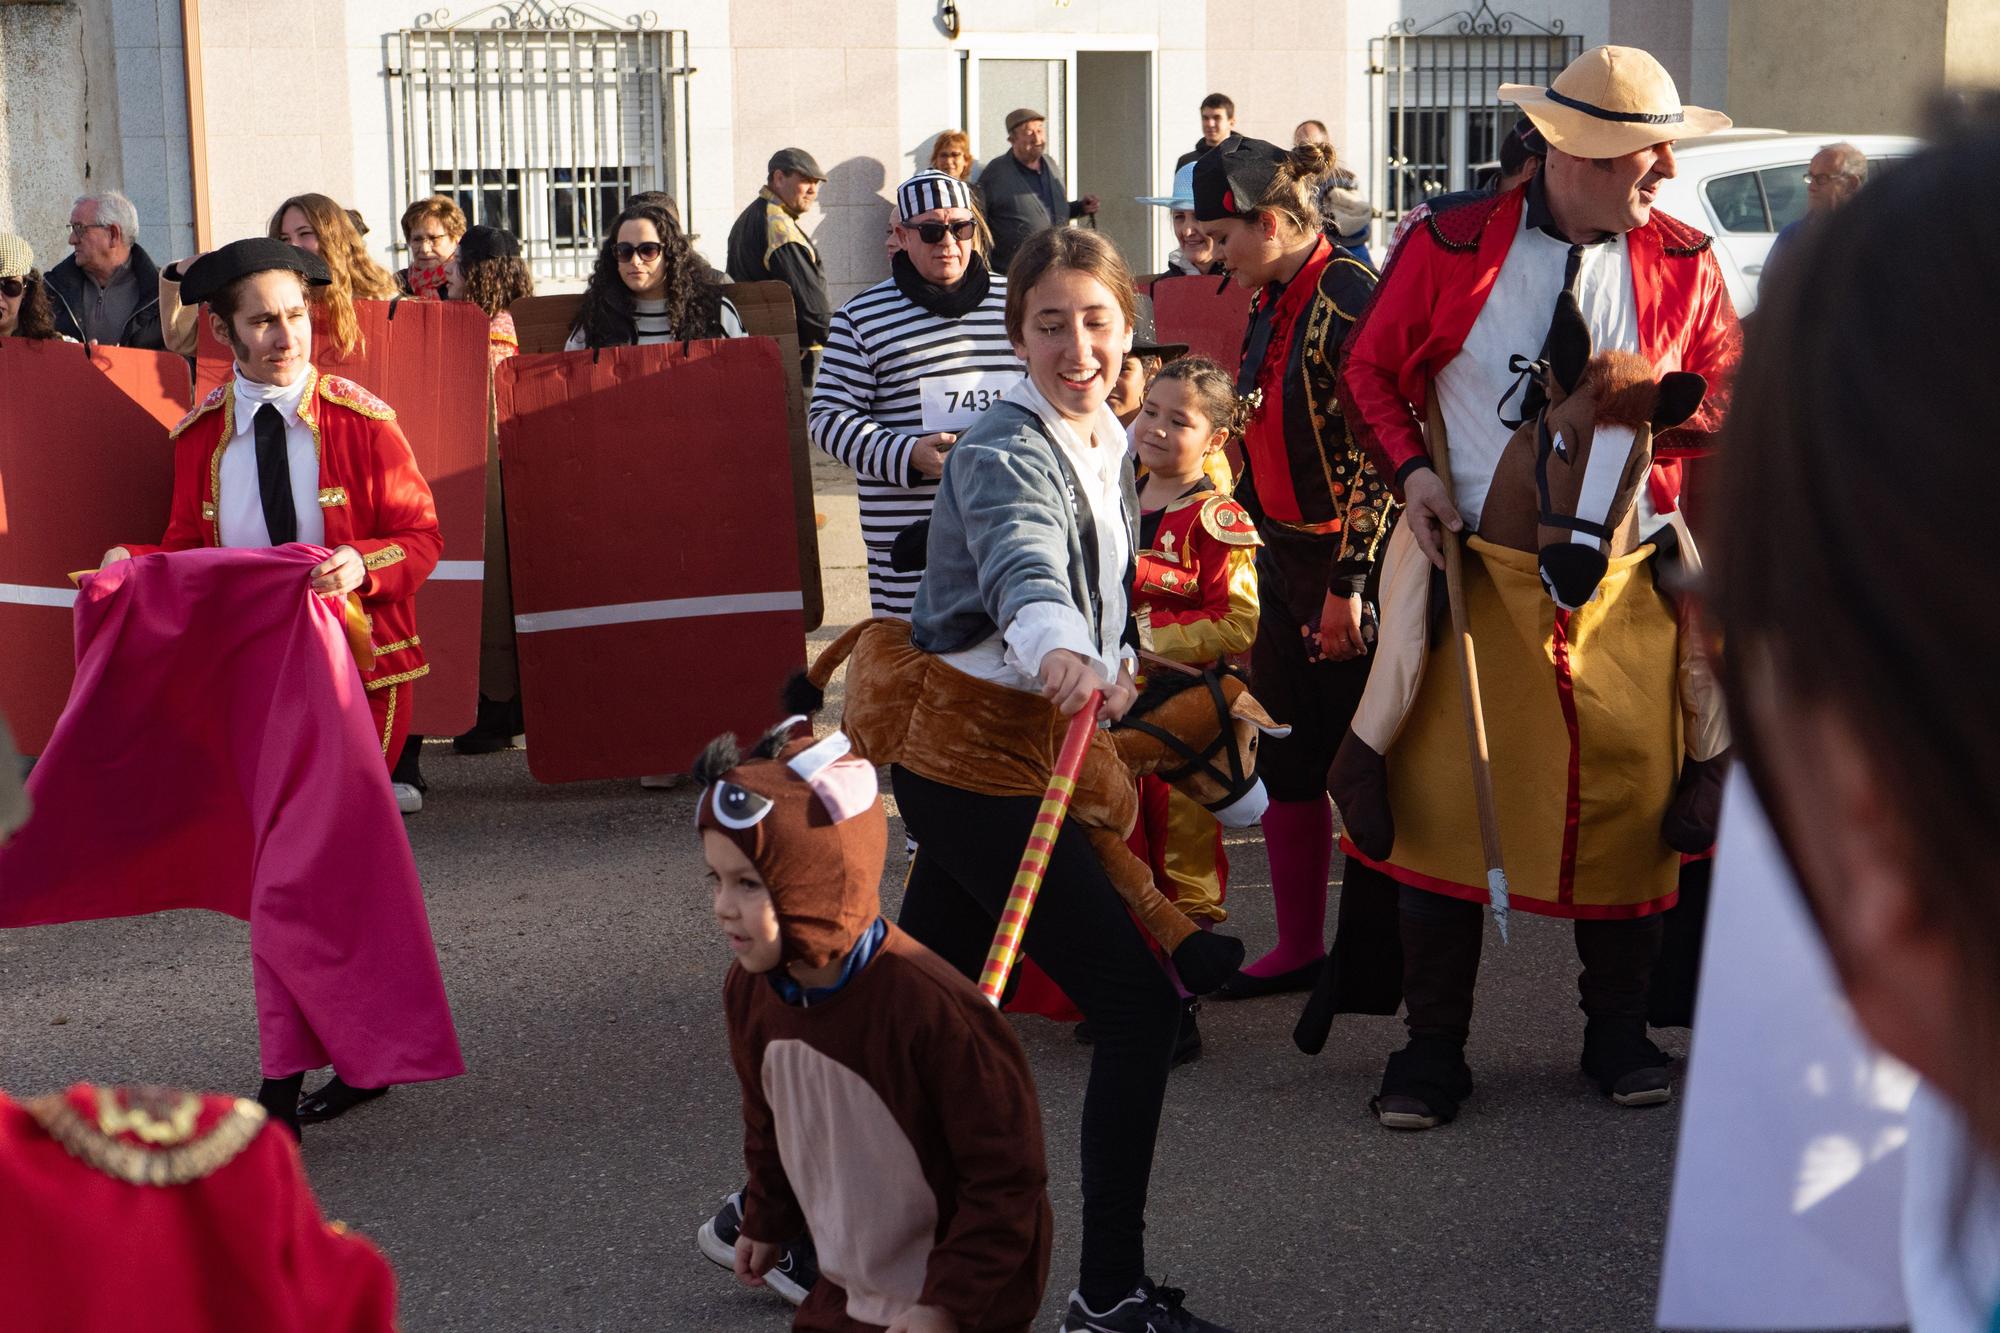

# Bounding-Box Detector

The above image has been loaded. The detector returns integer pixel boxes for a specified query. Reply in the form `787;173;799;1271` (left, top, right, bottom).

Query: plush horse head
1111;667;1291;828
1479;293;1707;611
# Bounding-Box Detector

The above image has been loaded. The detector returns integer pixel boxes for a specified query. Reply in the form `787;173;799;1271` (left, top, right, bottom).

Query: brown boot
1327;728;1394;861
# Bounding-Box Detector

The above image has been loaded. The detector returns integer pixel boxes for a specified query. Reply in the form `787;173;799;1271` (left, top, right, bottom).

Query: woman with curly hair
565;200;742;349
0;236;66;341
268;193;398;357
446;224;535;368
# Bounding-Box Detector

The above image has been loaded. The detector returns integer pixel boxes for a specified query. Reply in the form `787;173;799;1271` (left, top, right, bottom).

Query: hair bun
1288;140;1336;178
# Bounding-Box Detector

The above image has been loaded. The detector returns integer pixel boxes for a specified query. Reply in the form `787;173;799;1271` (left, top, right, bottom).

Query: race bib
919;371;1022;433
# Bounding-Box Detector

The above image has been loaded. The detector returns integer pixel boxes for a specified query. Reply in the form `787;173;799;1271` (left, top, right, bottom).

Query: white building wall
110;0;197;264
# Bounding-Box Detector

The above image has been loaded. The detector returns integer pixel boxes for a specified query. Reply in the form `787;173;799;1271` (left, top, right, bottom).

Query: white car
1649;129;1920;314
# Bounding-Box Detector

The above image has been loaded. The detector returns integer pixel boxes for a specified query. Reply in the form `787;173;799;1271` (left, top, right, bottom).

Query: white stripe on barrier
0;583;78;608
514;590;803;635
431;560;484;580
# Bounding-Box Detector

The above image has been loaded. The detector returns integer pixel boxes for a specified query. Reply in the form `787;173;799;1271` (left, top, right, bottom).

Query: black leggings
892;766;1179;1301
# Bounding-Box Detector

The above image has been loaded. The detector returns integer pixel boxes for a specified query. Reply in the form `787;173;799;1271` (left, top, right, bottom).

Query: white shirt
217;369;324;549
1431;205;1662;536
940;376;1134;692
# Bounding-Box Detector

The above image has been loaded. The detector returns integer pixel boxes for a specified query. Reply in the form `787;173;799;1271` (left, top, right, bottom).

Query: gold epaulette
318;374;397;421
1198;494;1262;548
25;1086;267;1187
169;384;228;440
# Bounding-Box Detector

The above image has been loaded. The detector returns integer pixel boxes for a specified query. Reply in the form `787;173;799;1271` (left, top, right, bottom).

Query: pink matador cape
0;546;464;1086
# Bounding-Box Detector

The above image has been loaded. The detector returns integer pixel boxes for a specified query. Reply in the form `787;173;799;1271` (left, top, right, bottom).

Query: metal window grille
1370;4;1582;221
385;3;693;283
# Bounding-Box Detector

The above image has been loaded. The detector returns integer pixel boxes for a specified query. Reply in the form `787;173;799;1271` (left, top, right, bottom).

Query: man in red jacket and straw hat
1330;45;1741;1131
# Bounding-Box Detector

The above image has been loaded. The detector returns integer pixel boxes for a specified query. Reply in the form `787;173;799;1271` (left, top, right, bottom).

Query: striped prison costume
808;273;1018;618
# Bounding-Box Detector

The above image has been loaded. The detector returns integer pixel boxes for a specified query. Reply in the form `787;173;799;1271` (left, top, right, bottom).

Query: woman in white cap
1138;163;1223;278
1333;44;1741;1131
0;236;67;342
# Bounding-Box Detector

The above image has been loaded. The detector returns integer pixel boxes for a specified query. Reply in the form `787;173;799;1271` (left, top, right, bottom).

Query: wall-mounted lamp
938;0;960;39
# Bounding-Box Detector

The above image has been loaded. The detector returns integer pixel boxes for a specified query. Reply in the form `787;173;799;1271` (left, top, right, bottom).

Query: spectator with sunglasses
0;237;67;342
565;200;743;351
809;170;1021;619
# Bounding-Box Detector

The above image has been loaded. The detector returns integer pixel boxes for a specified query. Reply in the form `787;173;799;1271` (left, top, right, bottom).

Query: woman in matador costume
1328;46;1742;1130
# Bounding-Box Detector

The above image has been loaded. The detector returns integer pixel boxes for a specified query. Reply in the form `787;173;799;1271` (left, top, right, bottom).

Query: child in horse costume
1331;45;1741;1129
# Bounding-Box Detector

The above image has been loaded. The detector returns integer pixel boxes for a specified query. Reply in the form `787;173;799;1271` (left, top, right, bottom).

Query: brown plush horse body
794;617;1286;992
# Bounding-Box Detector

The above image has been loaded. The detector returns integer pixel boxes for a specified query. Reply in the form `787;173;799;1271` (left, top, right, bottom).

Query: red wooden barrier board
196;298;488;735
0;342;190;751
1151;273;1251;371
496;339;807;783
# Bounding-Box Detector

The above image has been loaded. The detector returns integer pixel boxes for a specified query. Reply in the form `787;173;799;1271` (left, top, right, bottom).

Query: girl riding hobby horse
790;617;1286;993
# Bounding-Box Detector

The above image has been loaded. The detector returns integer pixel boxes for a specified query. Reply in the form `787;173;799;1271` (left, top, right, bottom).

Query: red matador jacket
1134;483;1262;668
1339;185;1741;511
125;368;441;694
0;1084;397;1331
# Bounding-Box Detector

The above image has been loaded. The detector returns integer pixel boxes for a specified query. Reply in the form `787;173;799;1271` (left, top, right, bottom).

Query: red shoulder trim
1424;192;1508;254
1648;209;1714;257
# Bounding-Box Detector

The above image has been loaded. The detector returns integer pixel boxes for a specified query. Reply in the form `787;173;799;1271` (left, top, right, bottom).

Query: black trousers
1399;885;1664;1044
1248;525;1373;801
892;767;1179;1300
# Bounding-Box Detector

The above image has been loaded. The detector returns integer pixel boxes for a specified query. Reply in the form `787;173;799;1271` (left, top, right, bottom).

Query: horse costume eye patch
709;782;774;830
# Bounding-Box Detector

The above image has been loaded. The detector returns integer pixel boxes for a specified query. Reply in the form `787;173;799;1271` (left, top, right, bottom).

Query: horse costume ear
1652;371;1707;430
1547;291;1591;396
1229;690;1292;738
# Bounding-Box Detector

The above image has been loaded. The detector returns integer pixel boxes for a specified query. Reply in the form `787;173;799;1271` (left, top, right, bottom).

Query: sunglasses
0;277;23;298
614;241;665;263
909;219;978;245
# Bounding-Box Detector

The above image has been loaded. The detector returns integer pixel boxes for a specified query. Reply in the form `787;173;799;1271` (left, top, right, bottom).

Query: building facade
2;1;1992;304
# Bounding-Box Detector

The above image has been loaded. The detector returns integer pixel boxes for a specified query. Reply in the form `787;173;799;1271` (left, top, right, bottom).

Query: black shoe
1168;929;1246;995
296;1076;389;1125
695;1190;818;1305
1060;1278;1236;1332
1582;1019;1675;1107
1371;1035;1474;1130
256;1073;304;1142
1173;998;1203;1066
452;696;525;755
1211;957;1322;1001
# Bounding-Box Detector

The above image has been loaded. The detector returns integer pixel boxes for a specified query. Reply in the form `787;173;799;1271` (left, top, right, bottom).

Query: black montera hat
1192;134;1288;223
457;225;523;265
180;238;331;305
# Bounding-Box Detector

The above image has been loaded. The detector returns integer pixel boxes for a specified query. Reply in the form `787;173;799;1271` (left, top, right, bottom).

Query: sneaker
393;782;423;815
1581;1019;1675;1107
695;1191;818;1306
1060;1278;1235;1332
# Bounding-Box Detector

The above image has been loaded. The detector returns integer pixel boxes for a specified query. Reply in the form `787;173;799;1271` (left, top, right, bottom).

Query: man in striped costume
809;170;1022;618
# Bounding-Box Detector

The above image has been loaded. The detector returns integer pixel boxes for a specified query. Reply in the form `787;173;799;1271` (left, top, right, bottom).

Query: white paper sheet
1656;777;1914;1330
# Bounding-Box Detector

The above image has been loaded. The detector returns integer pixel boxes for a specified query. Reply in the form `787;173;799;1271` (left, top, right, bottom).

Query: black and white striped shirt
563;296;745;349
808;274;1020;617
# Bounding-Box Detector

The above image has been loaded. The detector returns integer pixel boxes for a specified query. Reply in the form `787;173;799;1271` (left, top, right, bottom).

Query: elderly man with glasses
45;190;164;350
1762;142;1868;296
807;170;1021;620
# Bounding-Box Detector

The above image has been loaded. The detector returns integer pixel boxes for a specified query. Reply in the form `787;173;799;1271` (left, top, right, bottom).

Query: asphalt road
0;464;1684;1331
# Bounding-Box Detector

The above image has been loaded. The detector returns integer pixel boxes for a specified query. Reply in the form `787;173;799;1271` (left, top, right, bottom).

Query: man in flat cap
1332;45;1741;1132
101;239;441;792
729;147;833;387
975;108;1099;274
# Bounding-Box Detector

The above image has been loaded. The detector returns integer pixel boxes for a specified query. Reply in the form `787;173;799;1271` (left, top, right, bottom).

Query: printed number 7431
945;387;1003;414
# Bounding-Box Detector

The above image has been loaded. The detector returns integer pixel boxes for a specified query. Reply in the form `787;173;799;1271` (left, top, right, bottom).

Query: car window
1760;165;1810;231
1703;171;1769;233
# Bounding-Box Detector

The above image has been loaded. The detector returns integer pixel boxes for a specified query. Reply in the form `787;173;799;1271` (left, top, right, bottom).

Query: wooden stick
1423;391;1512;942
978;692;1104;1005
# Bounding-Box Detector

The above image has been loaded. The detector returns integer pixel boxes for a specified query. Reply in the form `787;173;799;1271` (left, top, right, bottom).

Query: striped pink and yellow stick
978;691;1104;1007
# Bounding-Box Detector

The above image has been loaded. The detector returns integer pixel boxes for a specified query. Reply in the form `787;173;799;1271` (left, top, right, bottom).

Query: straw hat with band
1499;45;1730;160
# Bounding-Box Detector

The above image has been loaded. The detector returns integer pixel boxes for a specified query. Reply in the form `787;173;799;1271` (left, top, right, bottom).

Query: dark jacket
46;244;164;350
975;151;1084;275
726;187;832;351
1174;137;1217;171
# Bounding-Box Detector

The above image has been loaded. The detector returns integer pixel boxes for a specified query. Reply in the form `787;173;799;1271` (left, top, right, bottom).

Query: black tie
1235;277;1287;401
253;404;298;546
1499;242;1587;428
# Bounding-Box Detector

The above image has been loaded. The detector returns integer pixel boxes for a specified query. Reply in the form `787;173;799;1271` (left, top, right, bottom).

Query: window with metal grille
384;3;694;284
1370;5;1582;221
